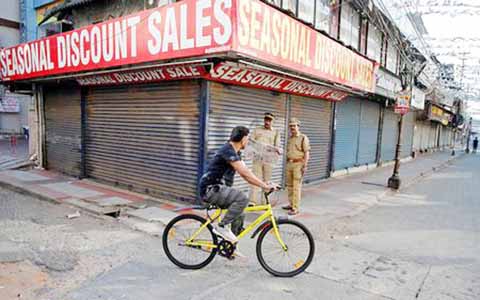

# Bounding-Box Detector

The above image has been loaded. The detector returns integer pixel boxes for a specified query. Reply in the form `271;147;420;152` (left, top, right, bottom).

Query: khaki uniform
286;132;310;211
249;126;280;204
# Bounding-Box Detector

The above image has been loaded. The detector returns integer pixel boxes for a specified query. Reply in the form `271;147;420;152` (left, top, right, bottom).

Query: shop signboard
1;0;377;93
76;64;209;86
206;62;350;101
394;90;410;115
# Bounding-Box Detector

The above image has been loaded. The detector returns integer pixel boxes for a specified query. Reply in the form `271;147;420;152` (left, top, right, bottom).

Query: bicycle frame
185;203;287;251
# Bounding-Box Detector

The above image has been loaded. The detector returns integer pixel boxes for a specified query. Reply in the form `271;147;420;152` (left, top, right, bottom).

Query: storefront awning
74;61;350;101
1;0;377;93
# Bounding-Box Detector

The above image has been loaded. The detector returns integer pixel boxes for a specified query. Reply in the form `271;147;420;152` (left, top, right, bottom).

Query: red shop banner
1;0;377;94
233;0;377;93
0;0;233;81
207;63;350;101
76;64;209;86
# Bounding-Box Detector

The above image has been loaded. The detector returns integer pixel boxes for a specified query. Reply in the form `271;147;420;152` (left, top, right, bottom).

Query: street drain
104;210;121;218
361;182;386;187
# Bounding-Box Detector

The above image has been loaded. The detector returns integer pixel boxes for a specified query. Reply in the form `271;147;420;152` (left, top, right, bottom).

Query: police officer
283;118;310;215
249;112;281;205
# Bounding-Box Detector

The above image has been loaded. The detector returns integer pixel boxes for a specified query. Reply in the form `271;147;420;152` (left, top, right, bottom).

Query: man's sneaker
214;225;238;243
233;245;247;259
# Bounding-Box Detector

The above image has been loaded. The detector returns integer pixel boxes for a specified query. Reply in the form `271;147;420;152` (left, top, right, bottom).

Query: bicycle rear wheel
256;219;315;277
162;214;218;269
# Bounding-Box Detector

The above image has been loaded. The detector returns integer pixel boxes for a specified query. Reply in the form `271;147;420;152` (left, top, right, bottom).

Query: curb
0;179;61;206
400;152;465;191
0;179;119;223
0;151;467;239
318;152;466;227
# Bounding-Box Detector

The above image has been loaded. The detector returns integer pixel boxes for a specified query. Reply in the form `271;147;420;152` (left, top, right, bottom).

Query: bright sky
422;14;480;123
381;0;480;127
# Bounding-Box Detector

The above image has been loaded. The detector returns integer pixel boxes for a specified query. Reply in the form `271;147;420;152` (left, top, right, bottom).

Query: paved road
330;153;480;300
0;154;478;299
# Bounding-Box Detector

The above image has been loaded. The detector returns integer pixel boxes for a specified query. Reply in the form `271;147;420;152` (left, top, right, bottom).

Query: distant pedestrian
10;134;17;155
22;126;30;141
473;137;478;153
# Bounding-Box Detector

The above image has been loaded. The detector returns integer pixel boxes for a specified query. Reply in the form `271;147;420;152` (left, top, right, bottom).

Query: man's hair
230;126;250;142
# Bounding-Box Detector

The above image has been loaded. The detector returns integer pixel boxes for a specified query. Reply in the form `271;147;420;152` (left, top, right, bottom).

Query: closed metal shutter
426;125;432;149
44;85;82;177
441;126;452;147
381;109;399;162
440;126;446;146
429;123;439;149
401;112;415;157
420;123;430;150
86;82;201;202
357;100;380;165
290;95;333;183
417;123;424;151
334;98;361;170
413;123;421;152
208;83;287;191
446;128;452;146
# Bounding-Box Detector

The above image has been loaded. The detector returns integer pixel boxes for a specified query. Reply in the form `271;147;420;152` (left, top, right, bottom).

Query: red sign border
205;62;350;102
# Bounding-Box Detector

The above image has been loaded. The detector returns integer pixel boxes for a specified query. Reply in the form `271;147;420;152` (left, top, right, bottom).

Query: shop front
1;0;377;201
428;102;453;150
333;97;381;170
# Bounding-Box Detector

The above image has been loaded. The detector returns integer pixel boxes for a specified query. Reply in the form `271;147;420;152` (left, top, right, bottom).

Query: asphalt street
0;153;478;300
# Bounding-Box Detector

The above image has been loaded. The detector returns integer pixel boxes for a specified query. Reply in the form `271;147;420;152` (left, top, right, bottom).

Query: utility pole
452;53;468;156
466;117;472;154
388;113;404;190
388;65;412;190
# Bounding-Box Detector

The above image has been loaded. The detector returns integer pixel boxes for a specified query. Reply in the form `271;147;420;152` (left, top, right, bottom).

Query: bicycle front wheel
162;214;218;269
256;219;315;277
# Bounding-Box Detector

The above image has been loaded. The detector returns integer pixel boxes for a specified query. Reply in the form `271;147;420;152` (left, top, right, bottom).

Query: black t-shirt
199;142;241;197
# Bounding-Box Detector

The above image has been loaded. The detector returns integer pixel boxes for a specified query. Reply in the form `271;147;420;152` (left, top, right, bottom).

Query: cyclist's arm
230;160;270;190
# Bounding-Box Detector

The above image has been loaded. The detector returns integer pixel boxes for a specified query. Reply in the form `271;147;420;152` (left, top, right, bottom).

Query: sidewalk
0;150;465;238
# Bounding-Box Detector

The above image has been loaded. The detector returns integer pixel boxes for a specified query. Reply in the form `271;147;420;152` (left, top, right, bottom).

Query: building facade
1;0;31;136
2;0;456;202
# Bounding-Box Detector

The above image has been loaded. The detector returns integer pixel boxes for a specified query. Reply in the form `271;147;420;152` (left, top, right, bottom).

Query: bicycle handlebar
264;186;282;198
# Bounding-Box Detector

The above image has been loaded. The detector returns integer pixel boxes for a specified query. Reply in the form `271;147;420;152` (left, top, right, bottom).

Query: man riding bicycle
199;126;277;243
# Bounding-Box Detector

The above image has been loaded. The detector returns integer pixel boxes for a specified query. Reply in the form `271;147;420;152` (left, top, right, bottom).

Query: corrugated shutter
401;112;415;157
426;123;433;149
86;81;200;202
357;100;380;164
44;85;82;177
414;122;430;151
448;128;452;146
420;123;430;150
381;109;399;162
334;98;361;170
413;122;421;152
208;83;287;191
442;126;452;147
290;95;333;183
442;126;447;146
429;123;439;149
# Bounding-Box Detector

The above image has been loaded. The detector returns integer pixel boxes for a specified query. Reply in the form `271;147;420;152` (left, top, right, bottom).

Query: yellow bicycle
162;190;315;277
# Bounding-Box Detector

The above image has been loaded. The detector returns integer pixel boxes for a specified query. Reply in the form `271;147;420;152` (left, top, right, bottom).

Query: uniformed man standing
283;118;310;215
249;112;281;205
